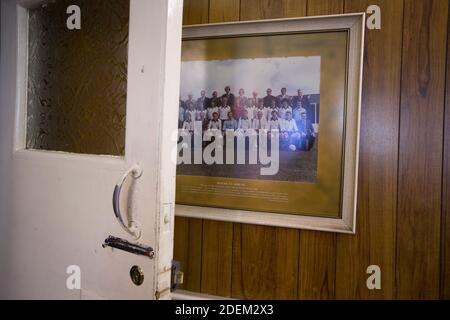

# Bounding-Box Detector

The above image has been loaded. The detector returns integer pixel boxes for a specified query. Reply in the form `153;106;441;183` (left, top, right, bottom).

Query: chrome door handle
113;164;143;239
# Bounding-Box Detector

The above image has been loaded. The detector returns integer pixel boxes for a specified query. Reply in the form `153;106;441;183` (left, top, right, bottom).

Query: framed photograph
175;13;365;234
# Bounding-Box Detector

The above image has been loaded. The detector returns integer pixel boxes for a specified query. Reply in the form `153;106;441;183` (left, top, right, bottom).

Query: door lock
130;265;145;286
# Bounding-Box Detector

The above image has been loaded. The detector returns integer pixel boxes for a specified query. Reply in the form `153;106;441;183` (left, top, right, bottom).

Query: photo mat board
175;14;364;232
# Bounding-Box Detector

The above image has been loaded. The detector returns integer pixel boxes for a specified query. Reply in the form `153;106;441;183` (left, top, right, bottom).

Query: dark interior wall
174;0;450;299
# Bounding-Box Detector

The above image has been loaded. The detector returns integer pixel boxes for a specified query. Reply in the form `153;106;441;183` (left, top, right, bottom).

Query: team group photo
177;56;321;183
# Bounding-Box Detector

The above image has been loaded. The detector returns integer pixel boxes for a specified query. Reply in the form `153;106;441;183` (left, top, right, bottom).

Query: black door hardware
102;235;154;258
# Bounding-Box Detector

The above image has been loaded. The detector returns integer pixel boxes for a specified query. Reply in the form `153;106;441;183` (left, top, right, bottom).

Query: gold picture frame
176;13;365;234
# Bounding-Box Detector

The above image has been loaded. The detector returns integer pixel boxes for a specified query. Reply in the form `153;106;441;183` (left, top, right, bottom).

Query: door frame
0;0;183;299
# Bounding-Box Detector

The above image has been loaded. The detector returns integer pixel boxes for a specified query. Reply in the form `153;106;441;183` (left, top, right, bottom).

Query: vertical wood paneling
441;24;450;300
240;0;307;20
295;0;344;301
183;0;209;25
441;11;450;300
443;13;450;299
397;0;448;299
175;0;450;300
229;0;305;300
200;220;234;296
307;0;343;16
232;225;299;299
198;0;240;297
334;0;404;300
173;217;202;291
283;0;308;17
298;231;336;299
209;0;240;23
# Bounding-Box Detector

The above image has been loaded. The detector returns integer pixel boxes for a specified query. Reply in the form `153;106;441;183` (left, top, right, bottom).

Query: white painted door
0;0;182;299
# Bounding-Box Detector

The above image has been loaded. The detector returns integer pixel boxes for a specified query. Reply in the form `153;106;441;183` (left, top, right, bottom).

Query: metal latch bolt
102;235;154;259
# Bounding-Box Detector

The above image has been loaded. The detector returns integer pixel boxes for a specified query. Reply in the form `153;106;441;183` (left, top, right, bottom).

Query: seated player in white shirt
268;110;281;141
195;108;207;131
268;110;281;131
208;112;222;130
179;113;195;150
238;110;252;131
206;99;219;121
181;112;194;133
279;99;293;121
185;102;197;124
219;96;231;123
205;112;223;147
281;111;301;149
236;110;254;139
252;111;268;131
255;99;269;120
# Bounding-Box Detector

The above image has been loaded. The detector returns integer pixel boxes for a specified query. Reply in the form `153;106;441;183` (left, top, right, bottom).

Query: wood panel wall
174;0;450;300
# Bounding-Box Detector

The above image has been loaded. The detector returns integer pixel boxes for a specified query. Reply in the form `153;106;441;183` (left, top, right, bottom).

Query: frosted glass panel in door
26;0;130;156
